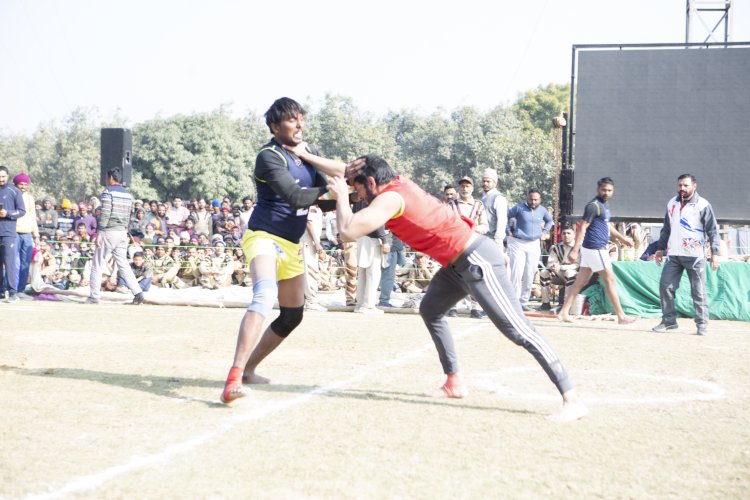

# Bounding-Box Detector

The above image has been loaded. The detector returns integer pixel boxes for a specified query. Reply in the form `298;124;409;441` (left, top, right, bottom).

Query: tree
133;108;262;202
513;83;570;133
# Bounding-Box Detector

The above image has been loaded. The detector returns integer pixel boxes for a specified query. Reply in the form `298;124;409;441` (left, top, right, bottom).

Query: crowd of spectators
11;180;747;311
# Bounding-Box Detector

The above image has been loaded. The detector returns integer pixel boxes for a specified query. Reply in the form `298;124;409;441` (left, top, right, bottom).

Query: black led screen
572;46;750;222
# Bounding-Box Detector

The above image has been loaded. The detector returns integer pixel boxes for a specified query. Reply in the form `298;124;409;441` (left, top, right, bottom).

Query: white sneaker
306;303;328;312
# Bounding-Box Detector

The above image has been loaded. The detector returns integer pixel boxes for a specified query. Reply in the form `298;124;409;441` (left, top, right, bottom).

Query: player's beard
364;183;377;203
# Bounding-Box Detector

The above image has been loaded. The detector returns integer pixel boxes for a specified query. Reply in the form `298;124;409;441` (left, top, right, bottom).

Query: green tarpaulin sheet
584;261;750;322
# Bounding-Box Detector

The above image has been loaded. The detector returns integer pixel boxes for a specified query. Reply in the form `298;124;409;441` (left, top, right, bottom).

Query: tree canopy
0;84;570;207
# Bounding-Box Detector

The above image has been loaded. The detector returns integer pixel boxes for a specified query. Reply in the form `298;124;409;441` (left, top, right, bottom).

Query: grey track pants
89;230;142;301
659;256;709;329
419;236;573;396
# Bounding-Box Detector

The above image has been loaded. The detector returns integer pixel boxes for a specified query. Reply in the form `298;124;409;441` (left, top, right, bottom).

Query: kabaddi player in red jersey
331;155;588;422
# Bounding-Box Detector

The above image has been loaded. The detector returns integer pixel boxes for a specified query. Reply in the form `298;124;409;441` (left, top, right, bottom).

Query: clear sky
1;0;748;134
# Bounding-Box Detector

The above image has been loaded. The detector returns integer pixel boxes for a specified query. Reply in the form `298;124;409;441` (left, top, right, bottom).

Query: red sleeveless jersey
381;176;473;266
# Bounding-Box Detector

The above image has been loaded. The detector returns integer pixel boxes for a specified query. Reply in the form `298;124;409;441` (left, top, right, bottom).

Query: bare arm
609;223;633;247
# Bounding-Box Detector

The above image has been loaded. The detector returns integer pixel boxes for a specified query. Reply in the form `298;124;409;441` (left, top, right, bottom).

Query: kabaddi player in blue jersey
557;177;636;325
222;98;346;403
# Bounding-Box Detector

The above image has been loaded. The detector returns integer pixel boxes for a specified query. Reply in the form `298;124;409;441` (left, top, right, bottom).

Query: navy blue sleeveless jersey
247;139;327;243
581;196;610;250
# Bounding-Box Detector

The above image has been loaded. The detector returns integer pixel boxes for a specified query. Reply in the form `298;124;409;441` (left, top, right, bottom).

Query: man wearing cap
13;172;39;294
447;175;488;318
507;189;553;311
57;199;74;235
0;166;26;302
73;202;97;238
480;168;508;249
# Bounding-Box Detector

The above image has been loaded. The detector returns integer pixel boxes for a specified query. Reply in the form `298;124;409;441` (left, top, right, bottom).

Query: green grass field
1;301;748;499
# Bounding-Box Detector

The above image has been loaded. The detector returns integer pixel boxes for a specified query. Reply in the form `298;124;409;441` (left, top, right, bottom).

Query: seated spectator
150;245;177;288
399;253;436;293
213;206;236;236
183;217;196;238
197;241;234;289
119;251;152;292
38;240;58;284
539;223;580;311
175;246;202;289
75;222;93;243
141;223;159;246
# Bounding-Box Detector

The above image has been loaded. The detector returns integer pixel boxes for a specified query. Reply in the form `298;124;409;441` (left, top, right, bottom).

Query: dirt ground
1;300;749;499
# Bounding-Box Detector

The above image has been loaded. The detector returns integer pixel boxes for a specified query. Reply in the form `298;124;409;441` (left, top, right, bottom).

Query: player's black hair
264;97;306;133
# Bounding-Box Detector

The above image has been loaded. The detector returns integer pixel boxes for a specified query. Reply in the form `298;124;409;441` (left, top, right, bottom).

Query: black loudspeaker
559;168;574;217
100;128;132;186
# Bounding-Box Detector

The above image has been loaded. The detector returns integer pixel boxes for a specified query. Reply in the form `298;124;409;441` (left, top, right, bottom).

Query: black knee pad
271;306;304;338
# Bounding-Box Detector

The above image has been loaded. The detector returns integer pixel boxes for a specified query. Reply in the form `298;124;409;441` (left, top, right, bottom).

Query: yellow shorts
241;229;304;281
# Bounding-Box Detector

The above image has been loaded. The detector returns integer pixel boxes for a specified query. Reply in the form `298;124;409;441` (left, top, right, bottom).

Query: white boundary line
27;325;486;499
472;367;726;405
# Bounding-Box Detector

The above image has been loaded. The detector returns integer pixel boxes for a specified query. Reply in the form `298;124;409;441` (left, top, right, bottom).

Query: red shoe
440;373;466;398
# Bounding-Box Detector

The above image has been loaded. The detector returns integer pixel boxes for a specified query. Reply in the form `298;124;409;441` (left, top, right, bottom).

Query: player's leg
418;267;471;397
597;267;635;324
557;267;593;322
462;237;587;421
242;272;306;383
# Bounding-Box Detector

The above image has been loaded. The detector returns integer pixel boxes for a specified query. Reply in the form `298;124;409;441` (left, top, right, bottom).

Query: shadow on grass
252;383;538;415
10;365;537;415
14;366;225;408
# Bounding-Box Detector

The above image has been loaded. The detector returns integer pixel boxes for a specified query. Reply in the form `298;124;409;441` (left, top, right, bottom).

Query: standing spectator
323;210;338;249
539;223;579;312
507;189;553;311
145;203;168;238
57;199;75;236
447;176;488;318
13;173;39;294
378;230;406;308
73;202;97;238
238;196;254;230
557;177;636;324
443;184;457;202
166;196;190;233
37;196;58;239
190;198;213;237
301;204;327;311
328;155;587;421
129;208;147;238
0;166;26;301
87;167;145;305
221;97;345;404
480;168;508;249
353;199;387;314
652;174;720;336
